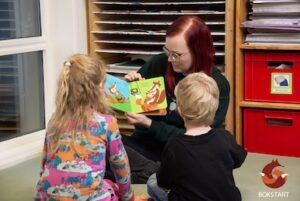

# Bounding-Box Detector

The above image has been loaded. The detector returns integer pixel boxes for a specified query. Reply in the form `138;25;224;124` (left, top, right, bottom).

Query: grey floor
0;153;299;201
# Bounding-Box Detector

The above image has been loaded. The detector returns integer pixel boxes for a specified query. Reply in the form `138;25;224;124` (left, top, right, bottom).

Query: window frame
0;0;88;170
0;0;50;170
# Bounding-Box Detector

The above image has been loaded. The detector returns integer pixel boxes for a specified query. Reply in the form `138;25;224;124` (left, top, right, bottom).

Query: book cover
104;74;167;115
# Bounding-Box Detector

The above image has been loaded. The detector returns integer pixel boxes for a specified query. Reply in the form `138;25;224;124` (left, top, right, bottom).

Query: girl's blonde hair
175;72;219;126
47;54;110;152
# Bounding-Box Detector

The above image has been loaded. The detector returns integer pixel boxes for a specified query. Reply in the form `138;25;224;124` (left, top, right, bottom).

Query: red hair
165;16;215;96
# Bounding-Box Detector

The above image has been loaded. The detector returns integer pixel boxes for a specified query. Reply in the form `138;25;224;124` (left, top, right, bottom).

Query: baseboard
0;131;45;170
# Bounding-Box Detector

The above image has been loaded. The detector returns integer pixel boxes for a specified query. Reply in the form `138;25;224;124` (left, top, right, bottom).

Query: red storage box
244;109;300;157
245;52;300;103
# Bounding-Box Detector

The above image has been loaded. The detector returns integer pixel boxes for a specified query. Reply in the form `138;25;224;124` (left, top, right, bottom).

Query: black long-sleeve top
157;128;247;201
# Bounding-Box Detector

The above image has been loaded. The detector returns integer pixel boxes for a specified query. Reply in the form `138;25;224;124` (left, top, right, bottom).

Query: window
0;0;41;40
0;0;45;141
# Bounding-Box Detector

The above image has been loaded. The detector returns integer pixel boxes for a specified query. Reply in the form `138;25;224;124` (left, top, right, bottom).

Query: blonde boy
147;72;247;201
175;72;219;131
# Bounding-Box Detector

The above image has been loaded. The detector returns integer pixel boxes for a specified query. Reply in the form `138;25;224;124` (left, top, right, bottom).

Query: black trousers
105;136;162;184
122;135;164;162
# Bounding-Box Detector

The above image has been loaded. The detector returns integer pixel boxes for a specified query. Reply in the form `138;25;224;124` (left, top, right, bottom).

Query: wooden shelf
94;10;226;16
93;1;226;6
235;0;300;145
87;0;235;133
87;0;228;71
117;123;134;130
239;101;300;110
240;44;300;51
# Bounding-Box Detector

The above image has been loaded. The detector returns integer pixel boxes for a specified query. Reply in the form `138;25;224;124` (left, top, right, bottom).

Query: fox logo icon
260;159;288;188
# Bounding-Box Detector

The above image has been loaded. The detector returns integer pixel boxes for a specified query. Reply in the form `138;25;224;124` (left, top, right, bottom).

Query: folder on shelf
106;59;146;74
107;59;145;69
245;32;300;44
241;19;300;31
252;2;300;13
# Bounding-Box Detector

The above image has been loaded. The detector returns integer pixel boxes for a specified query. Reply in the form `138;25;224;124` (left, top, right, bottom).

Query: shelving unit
235;0;300;145
86;0;235;133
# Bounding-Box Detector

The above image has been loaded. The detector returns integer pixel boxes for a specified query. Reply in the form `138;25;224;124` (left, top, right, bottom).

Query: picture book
104;74;167;115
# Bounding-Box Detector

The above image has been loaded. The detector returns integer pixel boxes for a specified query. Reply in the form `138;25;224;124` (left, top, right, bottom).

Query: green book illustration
104;74;167;114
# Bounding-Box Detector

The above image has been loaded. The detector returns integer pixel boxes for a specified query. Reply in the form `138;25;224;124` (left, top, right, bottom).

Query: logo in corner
260;159;288;188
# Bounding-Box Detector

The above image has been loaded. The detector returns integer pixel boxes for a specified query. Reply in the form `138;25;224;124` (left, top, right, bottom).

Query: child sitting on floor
147;72;247;201
34;54;144;201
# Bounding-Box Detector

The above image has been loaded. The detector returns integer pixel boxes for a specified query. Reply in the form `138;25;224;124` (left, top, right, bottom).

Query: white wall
0;0;87;170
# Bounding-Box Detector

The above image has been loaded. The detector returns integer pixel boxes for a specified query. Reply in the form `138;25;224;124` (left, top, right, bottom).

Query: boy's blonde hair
174;72;219;126
47;54;110;152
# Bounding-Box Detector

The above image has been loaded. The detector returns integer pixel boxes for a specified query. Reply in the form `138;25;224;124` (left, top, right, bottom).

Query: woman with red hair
123;16;230;183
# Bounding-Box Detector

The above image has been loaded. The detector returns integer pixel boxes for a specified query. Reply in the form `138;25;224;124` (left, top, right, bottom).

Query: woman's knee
147;173;158;194
147;173;157;186
147;173;157;197
147;173;168;201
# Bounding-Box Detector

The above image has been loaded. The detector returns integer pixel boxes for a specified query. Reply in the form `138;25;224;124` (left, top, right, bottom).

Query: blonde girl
34;54;134;201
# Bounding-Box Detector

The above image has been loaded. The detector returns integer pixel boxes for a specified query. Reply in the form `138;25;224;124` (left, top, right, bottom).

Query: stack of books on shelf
241;0;300;45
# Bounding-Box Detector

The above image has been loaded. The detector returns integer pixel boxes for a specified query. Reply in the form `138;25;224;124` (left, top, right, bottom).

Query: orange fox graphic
260;159;288;188
138;81;166;112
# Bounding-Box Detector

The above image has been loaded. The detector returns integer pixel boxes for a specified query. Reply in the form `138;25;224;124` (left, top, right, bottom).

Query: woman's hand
125;112;152;128
124;71;144;81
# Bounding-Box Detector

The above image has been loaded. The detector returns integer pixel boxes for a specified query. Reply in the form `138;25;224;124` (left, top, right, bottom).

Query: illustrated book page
104;74;167;115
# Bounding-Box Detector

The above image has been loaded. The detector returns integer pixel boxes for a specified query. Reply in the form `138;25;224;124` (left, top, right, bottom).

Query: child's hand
124;71;144;81
135;195;151;201
125;113;152;128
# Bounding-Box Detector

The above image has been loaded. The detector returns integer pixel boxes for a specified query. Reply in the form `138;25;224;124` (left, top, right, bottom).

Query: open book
104;74;167;115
